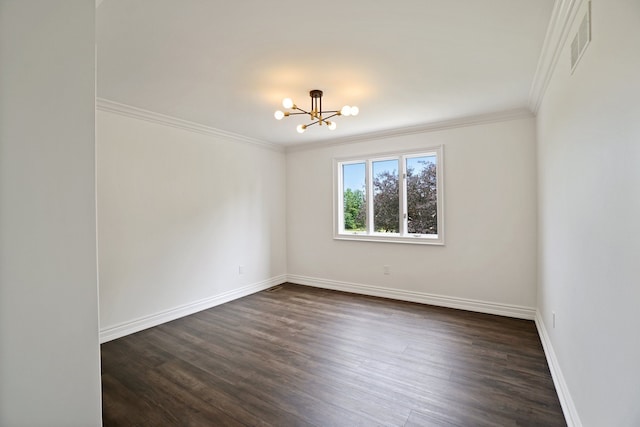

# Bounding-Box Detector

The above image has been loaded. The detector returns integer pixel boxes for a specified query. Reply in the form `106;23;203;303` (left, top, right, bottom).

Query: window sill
334;233;444;245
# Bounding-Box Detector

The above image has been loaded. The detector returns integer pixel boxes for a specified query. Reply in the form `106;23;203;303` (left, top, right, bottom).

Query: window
335;146;444;245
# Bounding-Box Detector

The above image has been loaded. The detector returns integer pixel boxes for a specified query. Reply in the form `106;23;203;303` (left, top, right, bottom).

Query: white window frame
334;145;444;245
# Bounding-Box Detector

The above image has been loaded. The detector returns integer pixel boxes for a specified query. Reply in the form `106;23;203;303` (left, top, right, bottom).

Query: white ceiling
96;0;554;146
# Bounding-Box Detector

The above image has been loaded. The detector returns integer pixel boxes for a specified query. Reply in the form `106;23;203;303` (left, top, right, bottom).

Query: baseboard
535;311;582;427
99;275;286;343
287;274;536;320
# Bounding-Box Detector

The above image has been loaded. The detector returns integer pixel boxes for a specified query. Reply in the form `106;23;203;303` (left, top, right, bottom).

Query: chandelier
274;89;359;134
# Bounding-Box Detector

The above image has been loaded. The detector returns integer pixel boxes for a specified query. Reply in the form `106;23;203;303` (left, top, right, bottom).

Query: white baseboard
99;275;286;343
535;311;582;427
287;274;536;320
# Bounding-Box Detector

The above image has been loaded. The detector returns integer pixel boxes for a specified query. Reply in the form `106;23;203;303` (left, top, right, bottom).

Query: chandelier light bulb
328;121;337;130
296;124;306;133
274;110;285;120
282;98;294;109
350;106;359;116
341;105;352;116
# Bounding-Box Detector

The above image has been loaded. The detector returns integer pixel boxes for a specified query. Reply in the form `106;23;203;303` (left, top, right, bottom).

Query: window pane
406;155;437;234
372;159;399;233
342;163;366;231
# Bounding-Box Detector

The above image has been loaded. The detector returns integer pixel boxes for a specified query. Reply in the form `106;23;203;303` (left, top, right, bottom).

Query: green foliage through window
373;160;399;233
406;158;437;234
343;188;366;230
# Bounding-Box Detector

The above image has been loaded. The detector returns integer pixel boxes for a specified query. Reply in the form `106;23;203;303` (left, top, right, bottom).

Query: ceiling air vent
571;1;591;72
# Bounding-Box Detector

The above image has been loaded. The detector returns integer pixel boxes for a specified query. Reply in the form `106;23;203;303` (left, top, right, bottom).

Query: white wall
97;110;287;339
536;0;640;425
0;1;102;426
287;116;538;314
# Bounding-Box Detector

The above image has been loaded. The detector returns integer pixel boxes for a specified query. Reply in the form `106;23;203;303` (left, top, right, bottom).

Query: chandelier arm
304;120;321;128
293;106;311;115
304;112;342;128
321;112;340;121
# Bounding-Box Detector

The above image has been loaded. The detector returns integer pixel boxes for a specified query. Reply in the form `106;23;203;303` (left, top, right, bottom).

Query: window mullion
400;155;407;236
366;159;374;234
337;163;344;234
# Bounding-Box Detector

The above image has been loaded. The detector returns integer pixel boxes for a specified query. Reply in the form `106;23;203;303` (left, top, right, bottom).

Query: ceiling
96;0;554;146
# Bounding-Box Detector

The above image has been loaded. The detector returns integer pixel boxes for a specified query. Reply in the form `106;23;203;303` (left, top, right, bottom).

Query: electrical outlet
239;265;244;275
383;265;390;275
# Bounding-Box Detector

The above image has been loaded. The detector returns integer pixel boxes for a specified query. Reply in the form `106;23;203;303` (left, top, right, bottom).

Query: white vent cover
571;1;591;72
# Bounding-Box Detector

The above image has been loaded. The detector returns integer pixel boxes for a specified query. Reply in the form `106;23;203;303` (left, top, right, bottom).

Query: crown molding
96;98;284;152
528;0;585;113
285;108;534;153
97;99;531;154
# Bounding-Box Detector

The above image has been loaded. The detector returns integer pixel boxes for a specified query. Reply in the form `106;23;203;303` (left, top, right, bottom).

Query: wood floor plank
101;283;565;426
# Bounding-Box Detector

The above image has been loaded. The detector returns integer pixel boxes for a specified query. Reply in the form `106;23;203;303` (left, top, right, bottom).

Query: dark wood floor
101;283;565;426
